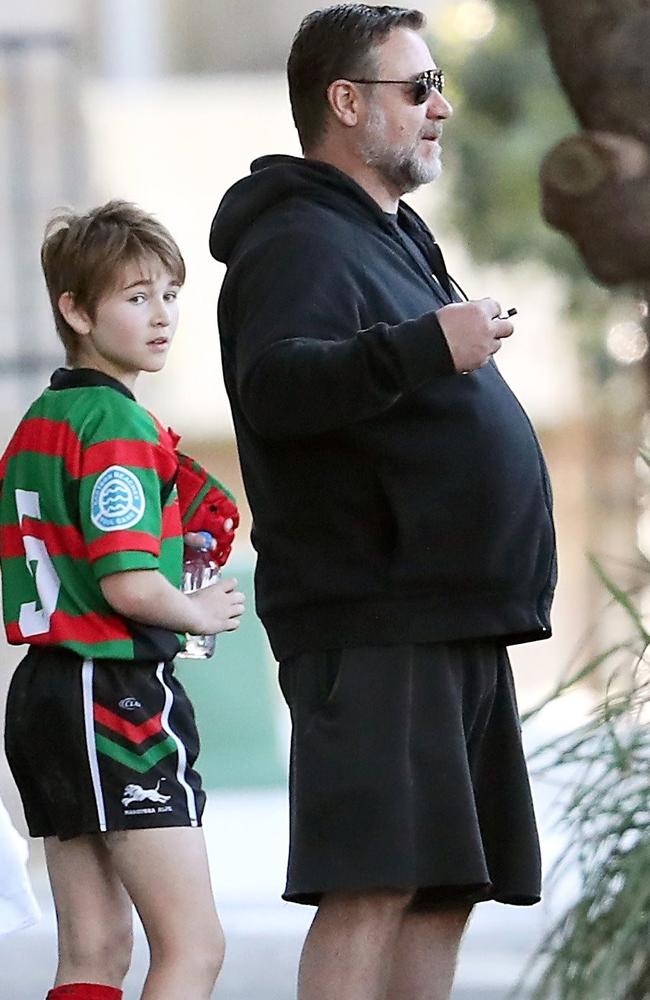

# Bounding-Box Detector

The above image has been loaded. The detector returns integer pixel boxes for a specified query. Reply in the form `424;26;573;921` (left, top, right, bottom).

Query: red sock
47;986;123;1000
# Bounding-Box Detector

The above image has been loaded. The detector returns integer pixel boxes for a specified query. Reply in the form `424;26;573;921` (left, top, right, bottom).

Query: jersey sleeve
175;451;239;567
77;405;179;581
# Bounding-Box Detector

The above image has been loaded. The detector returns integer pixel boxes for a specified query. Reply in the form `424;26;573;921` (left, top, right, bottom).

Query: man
209;5;556;999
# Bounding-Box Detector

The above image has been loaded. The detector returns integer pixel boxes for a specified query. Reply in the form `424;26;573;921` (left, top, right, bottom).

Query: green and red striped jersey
0;368;184;660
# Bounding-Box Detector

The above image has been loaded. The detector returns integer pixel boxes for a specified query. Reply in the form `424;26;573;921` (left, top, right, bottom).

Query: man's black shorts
5;646;205;840
279;640;541;907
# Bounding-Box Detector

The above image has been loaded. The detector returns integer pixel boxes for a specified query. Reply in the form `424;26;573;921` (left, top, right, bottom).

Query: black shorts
4;646;205;840
279;640;541;908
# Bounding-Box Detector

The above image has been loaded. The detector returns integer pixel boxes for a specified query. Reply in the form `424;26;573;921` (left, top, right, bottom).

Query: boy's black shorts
5;646;205;840
279;640;541;908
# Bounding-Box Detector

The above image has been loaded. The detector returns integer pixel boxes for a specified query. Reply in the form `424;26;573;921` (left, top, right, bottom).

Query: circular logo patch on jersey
91;465;146;532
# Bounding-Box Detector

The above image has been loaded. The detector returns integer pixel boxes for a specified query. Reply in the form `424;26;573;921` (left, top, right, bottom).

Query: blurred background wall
0;0;643;819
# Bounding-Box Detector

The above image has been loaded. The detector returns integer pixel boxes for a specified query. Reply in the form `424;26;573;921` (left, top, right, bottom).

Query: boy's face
63;256;181;388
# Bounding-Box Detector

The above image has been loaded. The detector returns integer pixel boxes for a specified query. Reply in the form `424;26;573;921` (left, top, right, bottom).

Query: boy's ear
58;291;92;336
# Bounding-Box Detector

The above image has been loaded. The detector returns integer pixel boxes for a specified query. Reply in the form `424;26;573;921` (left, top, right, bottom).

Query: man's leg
297;889;413;1000
297;892;471;1000
104;826;223;1000
44;834;134;989
385;903;472;1000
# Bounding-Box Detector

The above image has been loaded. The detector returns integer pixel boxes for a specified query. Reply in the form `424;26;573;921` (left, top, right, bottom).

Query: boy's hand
184;531;212;550
188;577;245;635
100;568;244;637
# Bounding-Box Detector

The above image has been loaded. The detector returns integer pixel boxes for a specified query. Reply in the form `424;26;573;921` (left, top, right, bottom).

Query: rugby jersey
0;368;184;660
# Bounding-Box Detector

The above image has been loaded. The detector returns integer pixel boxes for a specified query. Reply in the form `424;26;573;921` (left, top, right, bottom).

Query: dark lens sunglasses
348;68;445;105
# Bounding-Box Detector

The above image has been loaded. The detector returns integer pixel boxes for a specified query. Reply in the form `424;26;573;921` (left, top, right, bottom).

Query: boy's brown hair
41;200;186;362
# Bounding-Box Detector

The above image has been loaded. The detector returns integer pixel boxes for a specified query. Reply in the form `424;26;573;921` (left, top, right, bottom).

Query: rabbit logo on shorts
91;465;145;531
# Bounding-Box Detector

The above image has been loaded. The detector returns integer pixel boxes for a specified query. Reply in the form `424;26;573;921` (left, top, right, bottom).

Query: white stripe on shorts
156;662;198;826
81;659;107;832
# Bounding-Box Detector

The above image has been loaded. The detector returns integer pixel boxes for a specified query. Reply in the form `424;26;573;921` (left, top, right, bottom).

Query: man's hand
188;577;245;635
436;298;515;373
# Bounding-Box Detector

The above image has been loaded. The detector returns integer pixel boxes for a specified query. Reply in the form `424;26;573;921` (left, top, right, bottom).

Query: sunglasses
348;69;445;105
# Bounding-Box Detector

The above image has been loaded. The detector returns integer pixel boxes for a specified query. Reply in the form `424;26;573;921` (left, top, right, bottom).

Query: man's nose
427;91;453;120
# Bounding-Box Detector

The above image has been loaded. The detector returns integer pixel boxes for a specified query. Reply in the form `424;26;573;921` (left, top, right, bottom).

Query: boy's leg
44;834;133;989
103;825;224;1000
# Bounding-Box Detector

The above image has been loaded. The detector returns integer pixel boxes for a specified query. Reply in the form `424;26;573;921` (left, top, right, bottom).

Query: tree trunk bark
532;0;650;287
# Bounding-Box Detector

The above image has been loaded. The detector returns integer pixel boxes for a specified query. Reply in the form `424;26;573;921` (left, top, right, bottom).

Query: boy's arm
100;569;244;635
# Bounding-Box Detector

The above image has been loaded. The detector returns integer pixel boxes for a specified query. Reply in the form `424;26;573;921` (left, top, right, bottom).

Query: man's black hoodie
210;155;556;660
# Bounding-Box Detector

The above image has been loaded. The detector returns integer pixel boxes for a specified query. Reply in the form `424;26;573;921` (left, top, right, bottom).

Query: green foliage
428;1;595;289
522;551;650;1000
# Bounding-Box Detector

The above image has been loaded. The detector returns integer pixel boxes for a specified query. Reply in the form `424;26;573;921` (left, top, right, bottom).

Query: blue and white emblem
91;465;145;532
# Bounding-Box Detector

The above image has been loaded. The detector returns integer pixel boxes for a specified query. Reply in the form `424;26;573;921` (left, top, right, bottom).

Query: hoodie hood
209;154;429;264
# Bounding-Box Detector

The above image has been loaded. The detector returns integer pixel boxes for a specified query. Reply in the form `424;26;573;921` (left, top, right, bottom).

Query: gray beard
359;104;442;194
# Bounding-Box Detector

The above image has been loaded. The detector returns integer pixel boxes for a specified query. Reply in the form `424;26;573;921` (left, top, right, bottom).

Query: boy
0;201;245;1000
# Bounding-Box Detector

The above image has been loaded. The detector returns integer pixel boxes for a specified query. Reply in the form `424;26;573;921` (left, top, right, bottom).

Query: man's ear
326;79;362;128
58;291;92;336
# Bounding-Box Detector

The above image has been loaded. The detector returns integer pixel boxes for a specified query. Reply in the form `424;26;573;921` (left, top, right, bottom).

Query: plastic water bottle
178;531;219;660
